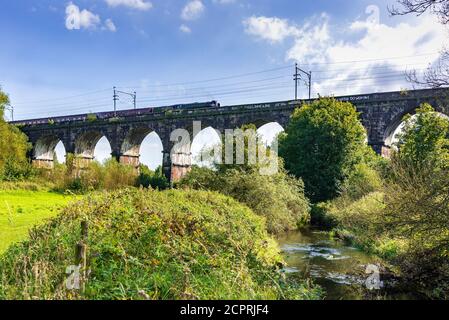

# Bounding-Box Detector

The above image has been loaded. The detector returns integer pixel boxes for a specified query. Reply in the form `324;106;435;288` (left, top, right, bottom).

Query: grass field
0;190;76;253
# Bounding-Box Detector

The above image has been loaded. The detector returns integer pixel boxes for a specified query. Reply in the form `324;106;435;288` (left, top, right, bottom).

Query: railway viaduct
12;88;449;182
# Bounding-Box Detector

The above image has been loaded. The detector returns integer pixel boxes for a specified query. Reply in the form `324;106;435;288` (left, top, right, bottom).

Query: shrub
310;202;336;228
341;163;383;200
86;113;97;122
136;165;169;190
44;158;138;193
179;166;310;234
0;189;321;300
382;160;449;298
103;159;138;190
0;157;36;181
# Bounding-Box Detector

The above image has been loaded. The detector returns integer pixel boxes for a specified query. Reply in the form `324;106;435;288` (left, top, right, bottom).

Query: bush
179;166;310;234
341;163;383;200
0;189;321;300
0;157;36;181
382;160;449;298
42;158;138;193
310;202;336;228
379;104;449;298
136;165;169;190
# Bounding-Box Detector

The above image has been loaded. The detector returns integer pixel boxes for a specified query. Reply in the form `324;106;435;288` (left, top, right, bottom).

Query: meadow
0;190;76;253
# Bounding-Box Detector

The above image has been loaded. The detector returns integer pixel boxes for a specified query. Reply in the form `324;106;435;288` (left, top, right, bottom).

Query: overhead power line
13;88;110;106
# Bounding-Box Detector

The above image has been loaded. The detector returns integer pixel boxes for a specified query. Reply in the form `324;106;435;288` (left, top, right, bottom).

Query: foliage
87;113;97;122
325;192;387;251
215;124;269;174
0;88;32;181
393;103;449;171
136;165;169;190
279;98;371;203
0;189;321;300
322;104;449;298
43;158;138;193
179;165;310;234
0;157;36;181
341;163;383;201
382;159;449;298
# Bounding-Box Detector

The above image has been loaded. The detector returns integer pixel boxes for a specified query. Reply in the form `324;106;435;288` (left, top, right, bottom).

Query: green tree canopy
279;98;372;203
0;87;31;180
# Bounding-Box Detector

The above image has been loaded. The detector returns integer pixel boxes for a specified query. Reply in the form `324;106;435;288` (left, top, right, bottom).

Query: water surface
278;228;418;300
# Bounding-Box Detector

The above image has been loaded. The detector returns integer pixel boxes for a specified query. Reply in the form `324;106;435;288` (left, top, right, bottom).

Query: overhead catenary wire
11;51;443;119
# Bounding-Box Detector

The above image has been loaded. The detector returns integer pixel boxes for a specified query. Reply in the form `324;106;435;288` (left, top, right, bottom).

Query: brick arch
121;126;154;157
74;130;111;160
32;134;65;169
120;125;165;168
382;99;449;148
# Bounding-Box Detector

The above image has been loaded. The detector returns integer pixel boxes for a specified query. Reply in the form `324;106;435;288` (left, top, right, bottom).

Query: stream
277;228;421;300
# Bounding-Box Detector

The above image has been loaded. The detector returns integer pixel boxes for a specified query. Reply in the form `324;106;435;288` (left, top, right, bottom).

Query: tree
390;0;449;24
279;98;372;203
394;103;449;170
0;86;10;118
390;0;449;87
0;87;31;180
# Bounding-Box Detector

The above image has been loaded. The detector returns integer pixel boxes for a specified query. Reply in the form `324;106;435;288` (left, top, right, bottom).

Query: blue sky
1;0;447;167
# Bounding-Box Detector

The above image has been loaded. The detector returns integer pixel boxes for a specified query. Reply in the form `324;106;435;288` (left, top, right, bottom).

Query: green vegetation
41;157;139;193
0;87;32;181
0;189;76;254
180;165;310;234
1;91;447;299
279;97;374;203
393;103;449;169
86;113;97;122
0;189;321;300
136;165;170;190
378;105;449;298
317;104;449;299
179;125;310;234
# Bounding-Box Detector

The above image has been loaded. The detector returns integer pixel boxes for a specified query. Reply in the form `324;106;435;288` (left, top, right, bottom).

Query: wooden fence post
75;220;88;293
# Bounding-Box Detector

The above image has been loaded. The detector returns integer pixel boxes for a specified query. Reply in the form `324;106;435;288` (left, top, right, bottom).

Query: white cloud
105;0;153;11
181;0;205;21
243;16;300;43
65;2;101;30
285;13;331;64
65;2;116;32
179;24;192;33
310;15;446;95
213;0;236;4
244;13;448;96
104;19;117;32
